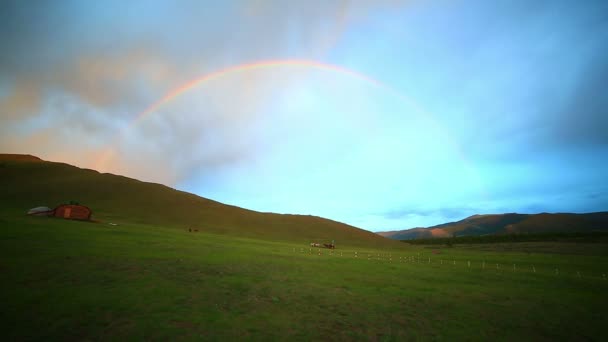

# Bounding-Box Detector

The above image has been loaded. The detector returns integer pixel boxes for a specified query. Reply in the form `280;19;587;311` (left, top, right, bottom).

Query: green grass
1;214;607;340
2;155;607;339
404;232;608;245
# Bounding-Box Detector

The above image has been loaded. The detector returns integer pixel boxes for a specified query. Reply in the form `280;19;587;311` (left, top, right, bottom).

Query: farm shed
27;206;53;216
53;204;92;221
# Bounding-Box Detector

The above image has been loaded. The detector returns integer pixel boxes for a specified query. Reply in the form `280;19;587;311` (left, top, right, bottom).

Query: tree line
401;231;608;245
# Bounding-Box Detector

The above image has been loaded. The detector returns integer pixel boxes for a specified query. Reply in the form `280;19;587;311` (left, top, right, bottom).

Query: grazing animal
310;242;335;249
189;228;192;232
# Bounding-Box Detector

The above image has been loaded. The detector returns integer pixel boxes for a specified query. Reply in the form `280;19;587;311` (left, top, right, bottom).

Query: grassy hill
2;154;607;340
0;154;395;248
378;212;608;240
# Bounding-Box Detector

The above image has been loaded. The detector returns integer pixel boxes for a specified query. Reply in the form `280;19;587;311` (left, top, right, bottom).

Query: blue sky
1;0;607;231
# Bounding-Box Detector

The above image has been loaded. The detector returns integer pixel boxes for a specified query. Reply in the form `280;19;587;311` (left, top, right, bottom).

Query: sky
1;0;608;231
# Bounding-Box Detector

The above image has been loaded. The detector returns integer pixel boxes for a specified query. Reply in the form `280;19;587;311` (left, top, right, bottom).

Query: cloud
382;205;476;222
0;0;410;186
554;50;608;146
0;78;43;120
384;1;608;163
1;0;606;232
1;46;185;119
56;49;181;109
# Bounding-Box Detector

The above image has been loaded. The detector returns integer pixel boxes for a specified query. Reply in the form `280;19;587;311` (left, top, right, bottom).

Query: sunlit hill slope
0;154;396;247
378;212;608;240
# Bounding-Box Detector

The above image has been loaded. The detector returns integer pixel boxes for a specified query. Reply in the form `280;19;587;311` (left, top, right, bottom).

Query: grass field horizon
2;154;607;340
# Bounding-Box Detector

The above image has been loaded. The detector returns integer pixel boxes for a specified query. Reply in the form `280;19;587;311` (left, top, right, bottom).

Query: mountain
376;228;427;239
377;212;608;240
0;154;397;247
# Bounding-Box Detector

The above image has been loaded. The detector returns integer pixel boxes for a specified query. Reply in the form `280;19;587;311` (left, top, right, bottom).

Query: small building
53;204;92;221
27;206;53;216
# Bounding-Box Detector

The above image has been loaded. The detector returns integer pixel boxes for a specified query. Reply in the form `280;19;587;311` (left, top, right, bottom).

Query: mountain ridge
377;212;608;240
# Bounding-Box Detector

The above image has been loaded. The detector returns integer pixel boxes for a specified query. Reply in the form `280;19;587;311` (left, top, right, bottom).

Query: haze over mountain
0;154;396;248
377;212;608;240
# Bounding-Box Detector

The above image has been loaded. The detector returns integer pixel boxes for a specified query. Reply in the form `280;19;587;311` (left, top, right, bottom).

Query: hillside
0;154;396;247
378;212;608;240
2;155;608;340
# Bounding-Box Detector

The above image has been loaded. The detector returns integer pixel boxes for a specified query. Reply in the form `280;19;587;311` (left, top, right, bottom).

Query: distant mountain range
376;212;608;240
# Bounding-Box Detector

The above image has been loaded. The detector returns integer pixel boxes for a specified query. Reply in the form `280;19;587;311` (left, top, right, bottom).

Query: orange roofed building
53;204;92;221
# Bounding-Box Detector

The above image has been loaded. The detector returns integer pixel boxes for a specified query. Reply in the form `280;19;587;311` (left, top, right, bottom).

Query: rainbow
95;59;429;170
94;59;483;198
133;59;422;124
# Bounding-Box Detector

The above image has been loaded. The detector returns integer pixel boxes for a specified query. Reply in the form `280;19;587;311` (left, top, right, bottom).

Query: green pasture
1;214;607;340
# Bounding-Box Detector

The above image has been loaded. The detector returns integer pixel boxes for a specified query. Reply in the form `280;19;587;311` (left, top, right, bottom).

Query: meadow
2;214;607;341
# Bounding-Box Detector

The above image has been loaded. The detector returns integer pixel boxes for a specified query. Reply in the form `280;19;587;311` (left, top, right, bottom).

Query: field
2;214;607;340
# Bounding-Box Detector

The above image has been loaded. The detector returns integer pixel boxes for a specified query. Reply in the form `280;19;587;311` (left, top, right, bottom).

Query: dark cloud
554;50;608;146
